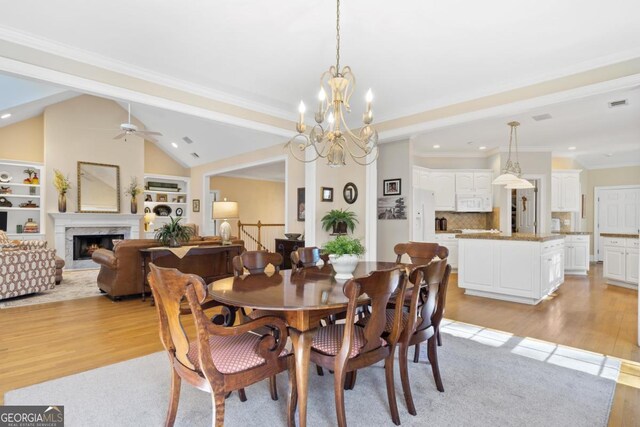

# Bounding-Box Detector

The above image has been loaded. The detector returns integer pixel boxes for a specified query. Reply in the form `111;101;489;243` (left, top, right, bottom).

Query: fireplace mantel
49;213;143;269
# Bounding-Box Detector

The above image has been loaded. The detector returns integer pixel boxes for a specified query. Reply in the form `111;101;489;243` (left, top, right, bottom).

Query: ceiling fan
114;103;162;142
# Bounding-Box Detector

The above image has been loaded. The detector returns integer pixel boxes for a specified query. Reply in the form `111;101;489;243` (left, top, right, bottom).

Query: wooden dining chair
398;259;451;415
290;246;328;271
233;250;283;276
148;263;297;427
309;267;408;426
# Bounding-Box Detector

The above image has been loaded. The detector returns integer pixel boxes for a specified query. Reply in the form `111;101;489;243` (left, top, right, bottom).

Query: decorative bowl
284;233;302;240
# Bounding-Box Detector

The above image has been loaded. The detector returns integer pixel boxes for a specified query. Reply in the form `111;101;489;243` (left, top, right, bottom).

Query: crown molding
582;161;640;170
0;25;293;121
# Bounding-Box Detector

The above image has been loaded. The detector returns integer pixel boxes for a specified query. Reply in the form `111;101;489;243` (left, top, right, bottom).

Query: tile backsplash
435;211;491;230
552;212;572;232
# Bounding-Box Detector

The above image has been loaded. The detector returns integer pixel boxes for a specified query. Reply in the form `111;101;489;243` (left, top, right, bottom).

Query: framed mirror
343;182;358;204
77;162;120;213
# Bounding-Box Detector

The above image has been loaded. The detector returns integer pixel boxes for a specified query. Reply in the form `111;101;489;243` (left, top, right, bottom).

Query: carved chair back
233;250;283;276
339;267;407;364
394;242;448;265
405;259;450;337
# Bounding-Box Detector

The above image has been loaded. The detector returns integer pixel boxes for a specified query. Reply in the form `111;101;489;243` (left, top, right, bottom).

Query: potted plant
154;216;193;247
125;177;142;214
321;208;358;235
322;235;365;279
53;169;71;213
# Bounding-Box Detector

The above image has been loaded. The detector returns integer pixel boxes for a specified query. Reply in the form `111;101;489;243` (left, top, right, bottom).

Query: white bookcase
0;160;46;240
143;174;190;238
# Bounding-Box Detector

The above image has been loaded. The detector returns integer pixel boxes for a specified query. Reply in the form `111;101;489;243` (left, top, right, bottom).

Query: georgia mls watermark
0;406;64;427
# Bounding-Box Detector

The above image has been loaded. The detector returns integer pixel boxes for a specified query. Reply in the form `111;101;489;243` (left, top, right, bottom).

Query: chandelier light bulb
318;88;326;101
366;89;373;103
327;112;335;124
298;101;306;114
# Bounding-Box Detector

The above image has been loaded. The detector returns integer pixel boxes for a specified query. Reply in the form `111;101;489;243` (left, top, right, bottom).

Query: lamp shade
505;178;535;189
492;173;520;186
212;200;239;220
144;212;156;223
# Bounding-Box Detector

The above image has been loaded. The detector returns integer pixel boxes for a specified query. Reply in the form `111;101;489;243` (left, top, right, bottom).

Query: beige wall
378;140;411;262
0;115;44;163
209;176;285;237
413;155;489;170
190;144;299;236
43;95;145;244
144;140;189;176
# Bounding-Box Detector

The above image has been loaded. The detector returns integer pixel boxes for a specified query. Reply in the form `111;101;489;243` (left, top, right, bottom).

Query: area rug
5;322;619;426
0;269;100;309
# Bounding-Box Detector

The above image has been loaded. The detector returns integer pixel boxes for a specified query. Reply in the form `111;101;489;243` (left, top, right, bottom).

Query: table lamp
144;212;156;232
212;198;239;245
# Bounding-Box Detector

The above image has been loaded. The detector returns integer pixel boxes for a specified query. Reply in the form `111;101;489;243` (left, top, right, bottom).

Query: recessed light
433;145;440;149
605;153;614;157
171;142;178;148
479;146;487;150
0;113;11;120
568;146;576;150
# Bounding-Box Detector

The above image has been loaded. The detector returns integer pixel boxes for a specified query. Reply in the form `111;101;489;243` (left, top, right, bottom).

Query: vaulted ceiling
0;0;638;167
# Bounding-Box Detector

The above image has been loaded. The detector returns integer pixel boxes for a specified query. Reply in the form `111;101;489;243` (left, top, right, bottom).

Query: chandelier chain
336;0;340;73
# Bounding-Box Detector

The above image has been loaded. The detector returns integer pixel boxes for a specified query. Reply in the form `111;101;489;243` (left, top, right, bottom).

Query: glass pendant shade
492;173;520;185
505;178;535;189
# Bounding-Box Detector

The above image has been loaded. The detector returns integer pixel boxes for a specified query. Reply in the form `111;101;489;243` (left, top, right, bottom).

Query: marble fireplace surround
49;213;143;270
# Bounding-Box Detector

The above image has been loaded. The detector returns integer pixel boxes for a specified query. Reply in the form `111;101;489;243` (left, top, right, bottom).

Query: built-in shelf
1;194;40;199
144;190;187;196
0;183;40;188
0;207;40;211
6;233;45;237
144;202;187;207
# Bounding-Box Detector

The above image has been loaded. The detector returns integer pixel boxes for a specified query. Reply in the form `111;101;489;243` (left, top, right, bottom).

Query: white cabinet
458;237;565;305
143;174;190;238
551;170;581;212
413;168;431;190
564;235;590;275
431;172;456;211
455;172;492;194
434;233;458;268
603;237;638;287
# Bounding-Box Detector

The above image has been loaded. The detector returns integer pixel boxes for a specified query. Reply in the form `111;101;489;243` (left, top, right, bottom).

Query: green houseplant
321;208;358;235
154;216;193;247
322;235;365;279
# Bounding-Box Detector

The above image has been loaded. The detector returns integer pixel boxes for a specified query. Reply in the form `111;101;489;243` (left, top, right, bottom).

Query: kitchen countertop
552;231;591;235
600;233;639;239
436;230;463;234
456;233;565;242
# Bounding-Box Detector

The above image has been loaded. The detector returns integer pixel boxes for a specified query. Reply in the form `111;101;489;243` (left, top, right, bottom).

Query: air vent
182;136;194;144
608;99;628;108
532;113;552;121
190;152;200;159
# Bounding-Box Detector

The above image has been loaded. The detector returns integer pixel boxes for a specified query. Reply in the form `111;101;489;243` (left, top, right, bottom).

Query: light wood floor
0;263;638;425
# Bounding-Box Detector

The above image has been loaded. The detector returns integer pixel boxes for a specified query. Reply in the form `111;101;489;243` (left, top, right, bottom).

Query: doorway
512;179;538;234
594;185;640;261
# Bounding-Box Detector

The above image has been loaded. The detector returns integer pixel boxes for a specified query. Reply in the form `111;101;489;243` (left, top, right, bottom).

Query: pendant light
493;121;533;188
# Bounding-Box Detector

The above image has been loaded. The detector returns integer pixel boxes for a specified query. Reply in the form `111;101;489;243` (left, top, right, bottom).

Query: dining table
208;261;401;427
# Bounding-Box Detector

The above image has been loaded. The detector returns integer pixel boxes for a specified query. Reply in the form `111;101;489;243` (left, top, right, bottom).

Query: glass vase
58;193;67;213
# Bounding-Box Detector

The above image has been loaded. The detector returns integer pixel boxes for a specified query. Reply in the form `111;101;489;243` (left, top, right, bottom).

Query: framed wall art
192;199;200;212
297;187;305;221
321;187;334;202
383;178;401;196
343;182;358;204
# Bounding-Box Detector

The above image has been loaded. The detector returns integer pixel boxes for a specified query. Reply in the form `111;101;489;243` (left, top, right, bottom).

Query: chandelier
285;0;378;167
492;121;534;189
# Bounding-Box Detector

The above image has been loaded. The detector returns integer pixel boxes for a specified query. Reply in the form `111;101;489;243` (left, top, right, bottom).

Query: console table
275;238;305;270
140;244;243;303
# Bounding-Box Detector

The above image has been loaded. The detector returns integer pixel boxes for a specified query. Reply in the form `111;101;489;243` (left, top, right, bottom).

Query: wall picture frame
321;187;334;202
343;182;358;204
156;193;168;203
383;178;401;196
297;187;305;221
192;199;200;212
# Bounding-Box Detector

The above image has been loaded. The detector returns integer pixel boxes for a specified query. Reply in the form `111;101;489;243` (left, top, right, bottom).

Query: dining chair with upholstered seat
147;263;297;427
309;267;408;427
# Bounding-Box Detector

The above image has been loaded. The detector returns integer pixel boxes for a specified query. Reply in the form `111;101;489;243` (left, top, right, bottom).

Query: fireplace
73;234;124;260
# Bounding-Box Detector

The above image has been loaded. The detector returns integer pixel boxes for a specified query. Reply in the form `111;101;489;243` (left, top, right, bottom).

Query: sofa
92;236;244;299
0;247;57;301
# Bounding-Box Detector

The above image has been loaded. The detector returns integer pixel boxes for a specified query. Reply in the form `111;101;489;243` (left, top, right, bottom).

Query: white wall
377;140;411;262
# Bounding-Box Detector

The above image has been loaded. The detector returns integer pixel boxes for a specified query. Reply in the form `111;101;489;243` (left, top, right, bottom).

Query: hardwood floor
0;263;637;425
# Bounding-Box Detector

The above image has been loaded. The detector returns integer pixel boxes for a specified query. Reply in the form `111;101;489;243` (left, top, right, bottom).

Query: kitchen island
457;233;565;305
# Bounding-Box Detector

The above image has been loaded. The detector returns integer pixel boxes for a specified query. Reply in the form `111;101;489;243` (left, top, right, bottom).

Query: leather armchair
92;237;244;299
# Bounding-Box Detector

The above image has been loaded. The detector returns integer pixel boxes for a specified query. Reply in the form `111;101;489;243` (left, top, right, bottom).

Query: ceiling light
479;146;487;150
171;142;178;148
605;153;614;157
493;121;532;188
433;145;440;149
505;178;535;189
532;113;552;121
285;0;378;167
0;113;11;120
568;146;576;150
